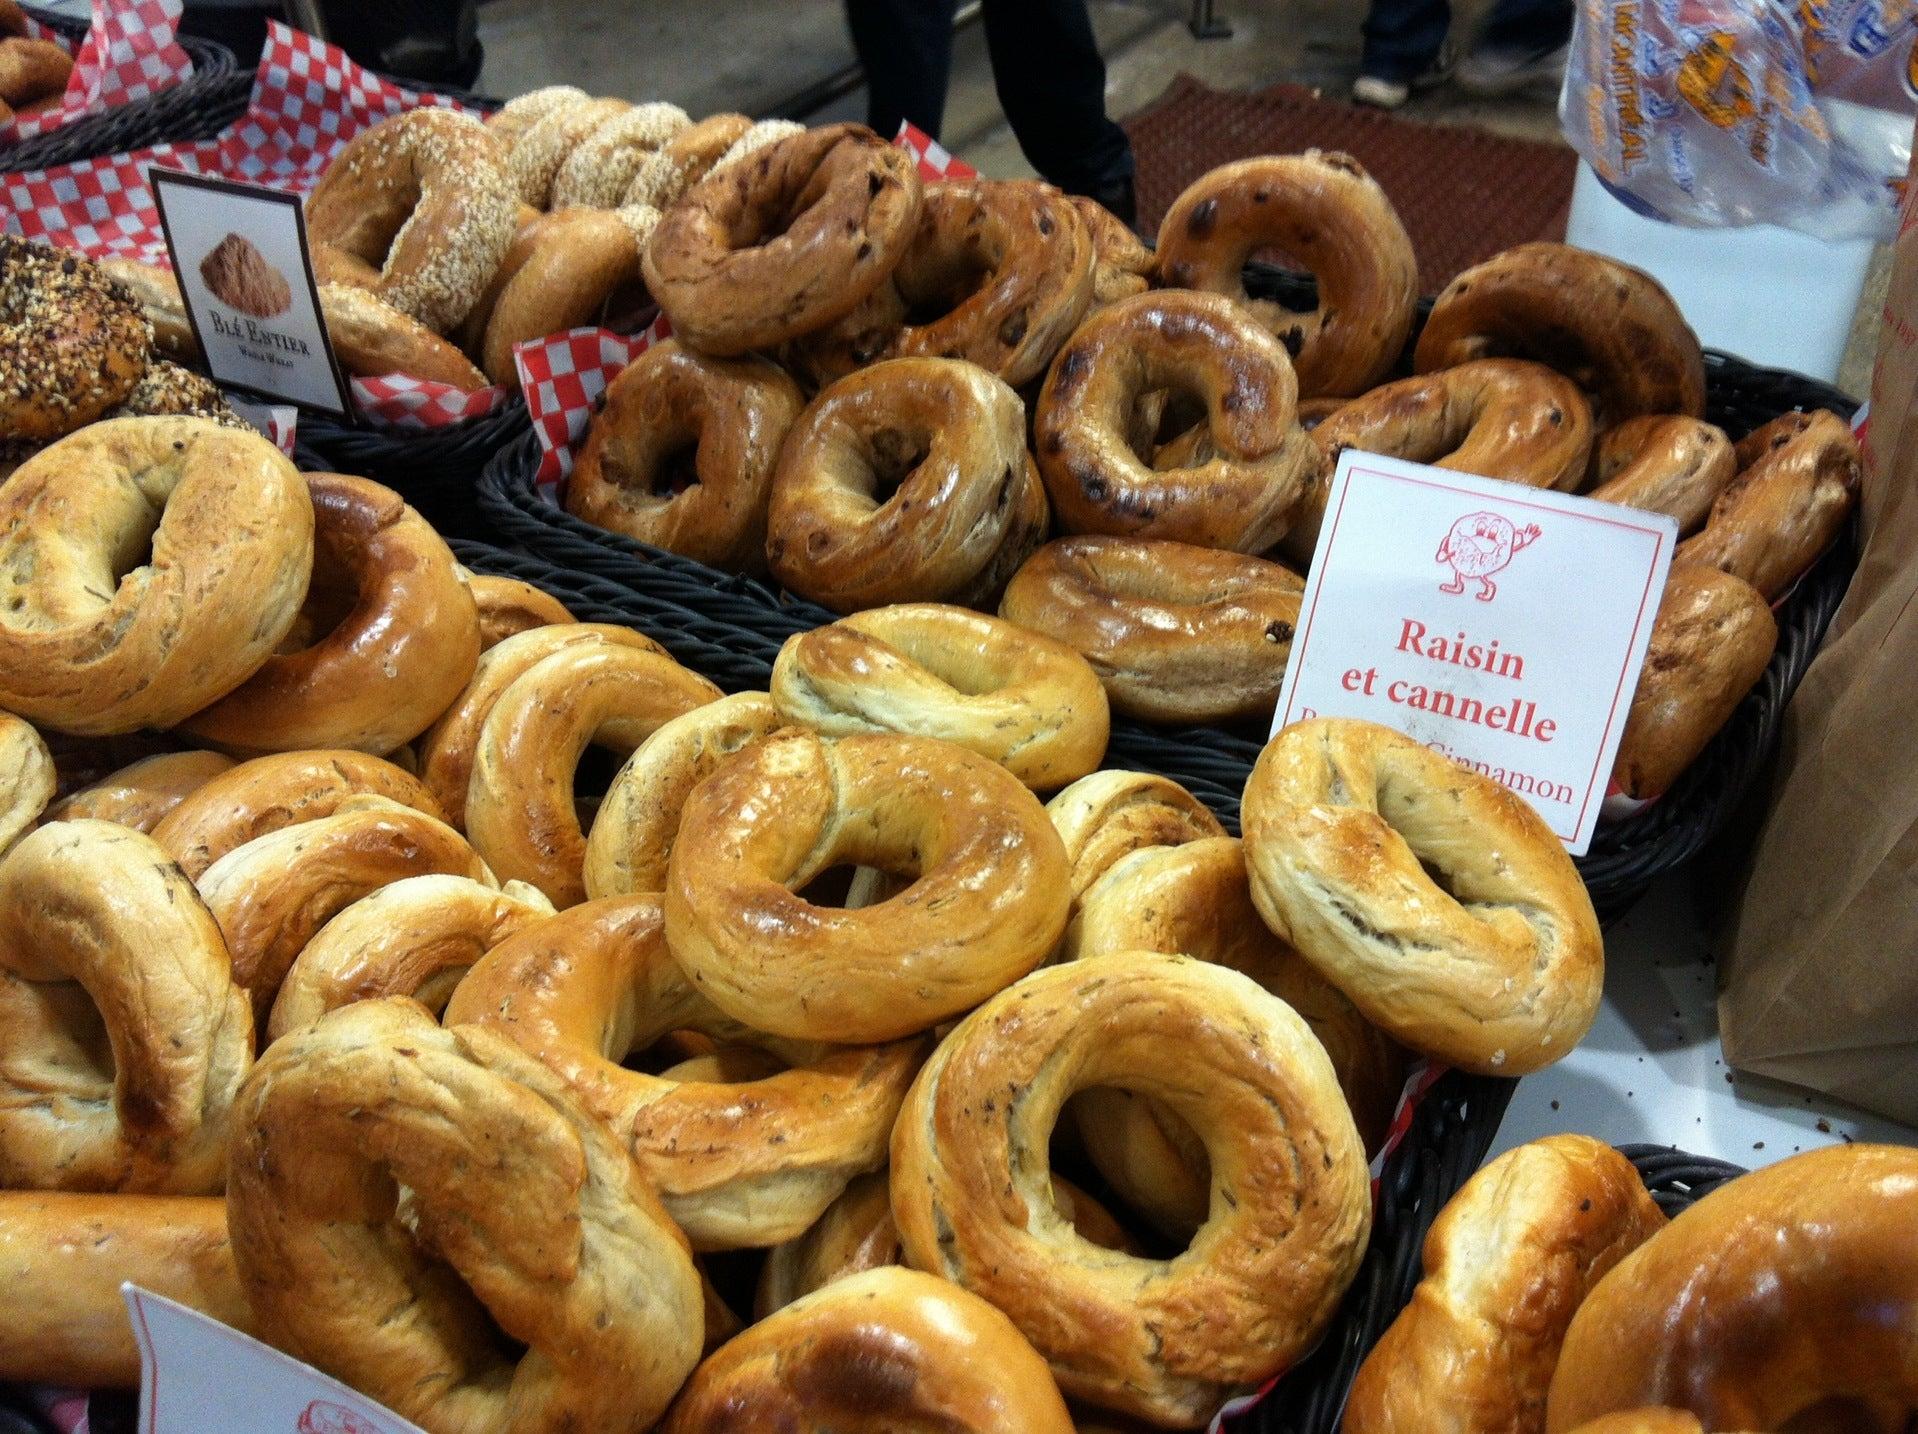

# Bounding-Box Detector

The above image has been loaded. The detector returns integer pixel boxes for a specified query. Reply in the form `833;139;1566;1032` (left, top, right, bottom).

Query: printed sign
151;168;351;415
127;1286;424;1434
1273;452;1677;853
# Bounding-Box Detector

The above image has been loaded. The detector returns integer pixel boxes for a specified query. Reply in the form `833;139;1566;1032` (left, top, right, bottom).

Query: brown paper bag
1718;193;1918;1122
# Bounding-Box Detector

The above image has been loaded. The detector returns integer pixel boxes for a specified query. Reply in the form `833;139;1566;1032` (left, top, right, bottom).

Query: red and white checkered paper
517;122;980;495
1;0;193;144
1;21;507;431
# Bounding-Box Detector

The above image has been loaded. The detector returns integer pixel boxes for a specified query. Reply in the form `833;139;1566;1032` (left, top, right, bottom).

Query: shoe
1455;40;1570;97
1352;73;1411;109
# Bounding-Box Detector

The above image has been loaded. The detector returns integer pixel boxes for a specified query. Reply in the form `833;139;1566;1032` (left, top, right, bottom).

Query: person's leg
1456;0;1571;94
847;0;961;141
1476;0;1572;54
979;0;1136;219
1358;0;1453;84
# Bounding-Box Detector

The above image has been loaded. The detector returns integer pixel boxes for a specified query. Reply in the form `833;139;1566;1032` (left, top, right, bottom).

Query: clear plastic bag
1563;1;1917;239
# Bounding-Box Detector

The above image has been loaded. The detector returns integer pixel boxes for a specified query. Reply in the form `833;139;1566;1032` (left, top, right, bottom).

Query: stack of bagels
0;411;1612;1429
554;127;1859;801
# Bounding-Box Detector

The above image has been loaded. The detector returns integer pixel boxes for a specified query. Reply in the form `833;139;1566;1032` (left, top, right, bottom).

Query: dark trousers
1360;0;1571;82
846;0;1135;198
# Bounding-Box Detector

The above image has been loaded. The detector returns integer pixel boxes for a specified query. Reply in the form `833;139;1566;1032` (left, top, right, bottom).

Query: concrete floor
477;0;1881;397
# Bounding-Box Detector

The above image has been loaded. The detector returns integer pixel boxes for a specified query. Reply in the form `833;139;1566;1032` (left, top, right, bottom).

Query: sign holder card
151;168;352;417
1273;452;1678;854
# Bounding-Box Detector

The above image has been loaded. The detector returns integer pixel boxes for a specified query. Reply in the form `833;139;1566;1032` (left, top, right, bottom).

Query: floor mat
1122;74;1576;292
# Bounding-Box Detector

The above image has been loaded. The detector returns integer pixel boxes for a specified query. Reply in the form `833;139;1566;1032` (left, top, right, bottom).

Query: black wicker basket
0;9;237;174
299;396;529;541
477;340;1858;915
1621;1144;1747;1215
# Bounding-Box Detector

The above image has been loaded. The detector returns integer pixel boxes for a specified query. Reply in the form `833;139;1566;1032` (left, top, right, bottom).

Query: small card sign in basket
2;0;194;144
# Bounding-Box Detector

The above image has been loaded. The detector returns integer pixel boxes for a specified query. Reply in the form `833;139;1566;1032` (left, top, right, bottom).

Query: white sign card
1273;452;1677;854
151;167;352;415
127;1286;425;1434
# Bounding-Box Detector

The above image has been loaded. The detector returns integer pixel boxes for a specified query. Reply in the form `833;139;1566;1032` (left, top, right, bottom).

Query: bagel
767;356;1048;612
1033;289;1320;551
550;101;691;209
793;178;1096;388
106;359;240;426
771;604;1109;790
1560;1416;1734;1434
305;108;518;333
753;1168;1136;1319
479;206;646;386
98;255;199;360
664;727;1070;1042
507;96;630;208
1002;536;1306;724
1072;194;1153;305
567;339;805;570
1045;768;1227;901
265;874;554;1041
1155;151;1418;398
1415;242;1707;421
891;952;1370;1426
0;237;149;441
0;821;251;1193
1310;358;1595;491
1242;717;1604;1074
463;641;721;905
1613;567;1777;800
464;571;575;649
445;895;924;1250
318;282;488;388
42;747;226;833
644;123;922;355
664;1267;1075;1433
1588;415;1737;530
0;1192;252;1386
483;84;590;152
0;418;312;734
1674;409;1860;600
621;111;754;210
0;710;50;851
197;798;490;1025
311;241;382;290
1545;1143;1918;1431
1345;1135;1667;1434
582;690;782;898
227;998;704;1434
182;474;480;754
151;748;444;881
417;621;667;827
1064;837;1403;1201
0;37;72;109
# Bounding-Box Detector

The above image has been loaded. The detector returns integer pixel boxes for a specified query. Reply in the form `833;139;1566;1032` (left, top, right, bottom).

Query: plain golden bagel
582;690;782;899
266;874;554;1041
447;895;925;1252
663;1267;1076;1433
771;604;1110;790
197;798;491;1025
767;356;1049;612
891;952;1371;1426
0;418;314;735
665;727;1070;1043
1545;1143;1918;1432
644;122;922;355
1033;289;1321;552
464;571;575;649
226;998;704;1434
0;237;149;440
463;641;721;905
1241;718;1604;1075
1415;242;1707;421
1154;151;1418;397
566;339;805;571
182;474;480;754
1002;537;1307;725
479;206;646;386
1344;1135;1667;1434
0;711;51;851
42;748;230;833
1045;768;1227;900
304;108;518;333
0;821;251;1194
317;282;488;388
1588;415;1737;531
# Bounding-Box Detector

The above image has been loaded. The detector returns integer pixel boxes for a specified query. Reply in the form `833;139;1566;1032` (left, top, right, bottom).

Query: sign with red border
1273;452;1677;854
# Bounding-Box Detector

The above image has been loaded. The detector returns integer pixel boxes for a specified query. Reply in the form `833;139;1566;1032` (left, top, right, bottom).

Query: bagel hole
897;244;993;326
648;441;702;497
1049;1088;1200;1261
391;1189;532;1373
792;863;909;909
35;983;115;1095
1243;245;1315;310
571;743;629;831
1127;386;1211;470
858;427;931;509
729;188;828;251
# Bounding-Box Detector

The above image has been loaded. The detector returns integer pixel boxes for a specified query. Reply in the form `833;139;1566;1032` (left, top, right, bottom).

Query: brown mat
1122;74;1576;292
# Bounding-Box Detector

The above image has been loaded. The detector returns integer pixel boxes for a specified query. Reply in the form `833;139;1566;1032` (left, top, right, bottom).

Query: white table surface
1489;874;1918;1165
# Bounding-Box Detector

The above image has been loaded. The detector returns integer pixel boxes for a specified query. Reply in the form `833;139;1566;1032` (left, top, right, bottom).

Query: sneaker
1352;73;1411;109
1455;40;1570;97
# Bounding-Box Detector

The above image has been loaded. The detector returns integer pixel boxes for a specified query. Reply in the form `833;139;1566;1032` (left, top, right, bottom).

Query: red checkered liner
516;125;982;495
3;0;194;144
